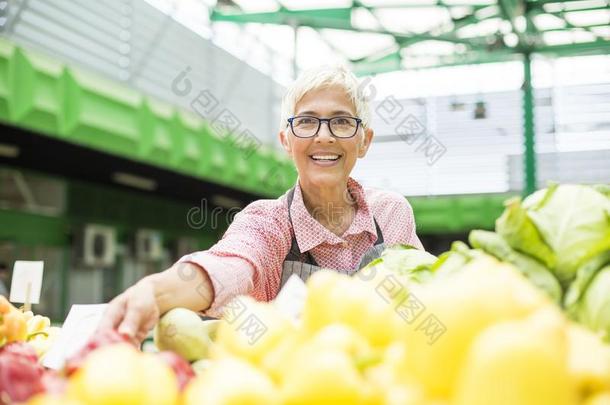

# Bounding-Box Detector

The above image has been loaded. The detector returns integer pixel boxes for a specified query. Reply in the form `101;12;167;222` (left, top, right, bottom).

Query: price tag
42;304;108;370
9;261;44;305
273;274;307;322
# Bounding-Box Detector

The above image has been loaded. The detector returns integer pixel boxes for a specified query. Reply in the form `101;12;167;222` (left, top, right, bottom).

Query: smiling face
279;85;374;190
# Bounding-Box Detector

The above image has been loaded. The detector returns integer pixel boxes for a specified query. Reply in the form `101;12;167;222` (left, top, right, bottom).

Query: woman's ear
279;129;292;155
358;127;374;158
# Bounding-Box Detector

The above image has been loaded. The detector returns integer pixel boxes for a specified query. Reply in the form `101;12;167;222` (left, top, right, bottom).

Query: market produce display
0;296;60;359
470;184;610;340
0;182;607;404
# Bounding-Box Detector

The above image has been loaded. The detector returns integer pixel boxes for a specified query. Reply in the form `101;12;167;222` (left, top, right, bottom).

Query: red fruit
0;342;38;363
156;351;196;391
40;369;67;395
65;329;132;375
0;350;44;404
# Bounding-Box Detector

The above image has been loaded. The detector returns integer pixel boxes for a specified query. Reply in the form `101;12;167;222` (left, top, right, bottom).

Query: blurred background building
0;0;608;320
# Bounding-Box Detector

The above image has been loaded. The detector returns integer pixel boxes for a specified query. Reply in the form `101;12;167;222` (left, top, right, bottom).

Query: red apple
156;351;196;391
65;329;132;375
0;348;45;404
0;341;38;363
40;369;67;396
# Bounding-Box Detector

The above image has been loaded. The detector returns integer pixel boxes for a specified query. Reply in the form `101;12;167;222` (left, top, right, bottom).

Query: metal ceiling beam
211;1;610;76
352;49;521;75
542;5;610;13
211;7;492;49
352;51;402;75
354;2;497;8
497;0;532;49
541;22;610;30
527;0;606;5
211;7;353;29
536;38;610;55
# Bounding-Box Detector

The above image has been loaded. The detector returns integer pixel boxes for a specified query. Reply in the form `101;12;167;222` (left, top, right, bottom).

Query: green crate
62;67;142;157
10;49;63;135
0;39;13;122
139;99;174;167
199;123;235;185
174;110;203;174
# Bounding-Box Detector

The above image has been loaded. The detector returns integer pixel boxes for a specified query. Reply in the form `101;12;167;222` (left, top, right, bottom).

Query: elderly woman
101;65;423;342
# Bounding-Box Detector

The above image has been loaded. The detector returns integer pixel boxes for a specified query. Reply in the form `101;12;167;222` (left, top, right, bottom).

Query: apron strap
285;186;385;266
286;187;319;266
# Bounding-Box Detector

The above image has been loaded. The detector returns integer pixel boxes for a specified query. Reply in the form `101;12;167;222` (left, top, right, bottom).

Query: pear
454;307;577;405
584;392;610;405
402;257;549;397
566;323;610;398
183;358;280;405
212;296;295;365
153;308;219;362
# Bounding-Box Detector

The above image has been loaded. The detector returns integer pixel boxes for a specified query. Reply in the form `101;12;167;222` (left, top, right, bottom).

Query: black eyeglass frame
287;116;363;139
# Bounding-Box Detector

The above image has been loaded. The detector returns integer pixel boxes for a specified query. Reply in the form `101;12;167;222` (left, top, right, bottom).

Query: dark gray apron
279;186;386;289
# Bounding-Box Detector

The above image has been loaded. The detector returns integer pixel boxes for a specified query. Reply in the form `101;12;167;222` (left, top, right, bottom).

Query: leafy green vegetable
431;241;487;277
358;244;438;285
380;244;437;273
495;196;556;269
521;184;610;285
564;251;610;311
593;184;610;199
573;264;610;342
378;244;437;283
469;230;562;303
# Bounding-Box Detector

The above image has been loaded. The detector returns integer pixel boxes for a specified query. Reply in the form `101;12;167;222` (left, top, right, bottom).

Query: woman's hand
98;262;215;345
98;278;160;345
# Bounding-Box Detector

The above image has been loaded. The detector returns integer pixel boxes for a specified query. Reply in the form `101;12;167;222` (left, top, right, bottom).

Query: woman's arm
99;198;291;343
98;261;213;344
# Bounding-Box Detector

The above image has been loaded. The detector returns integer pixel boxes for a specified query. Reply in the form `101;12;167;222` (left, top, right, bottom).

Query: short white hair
279;65;371;132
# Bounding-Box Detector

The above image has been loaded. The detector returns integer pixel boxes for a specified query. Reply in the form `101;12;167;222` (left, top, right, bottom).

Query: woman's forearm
146;261;214;315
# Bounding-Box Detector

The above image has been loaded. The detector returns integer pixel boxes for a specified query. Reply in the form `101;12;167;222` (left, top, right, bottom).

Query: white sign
9;261;44;304
273;275;307;322
42;304;108;370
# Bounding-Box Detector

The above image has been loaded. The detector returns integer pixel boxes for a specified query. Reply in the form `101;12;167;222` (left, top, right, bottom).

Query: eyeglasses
287;116;362;139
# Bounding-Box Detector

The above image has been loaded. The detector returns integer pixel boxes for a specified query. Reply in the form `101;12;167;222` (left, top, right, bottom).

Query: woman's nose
315;121;335;142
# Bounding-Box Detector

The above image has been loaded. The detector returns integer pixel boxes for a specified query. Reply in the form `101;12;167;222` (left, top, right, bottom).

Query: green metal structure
211;1;610;71
210;0;610;195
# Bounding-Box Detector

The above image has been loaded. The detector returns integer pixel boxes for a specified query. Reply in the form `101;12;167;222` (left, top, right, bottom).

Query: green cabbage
358;244;437;285
495;196;556;269
377;244;437;283
574;264;610;342
380;244;437;272
564;251;610;311
469;230;562;303
518;184;610;285
431;241;488;277
593;184;610;199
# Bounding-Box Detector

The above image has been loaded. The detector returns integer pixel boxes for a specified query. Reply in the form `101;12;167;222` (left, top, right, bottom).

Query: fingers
117;301;143;339
97;294;127;332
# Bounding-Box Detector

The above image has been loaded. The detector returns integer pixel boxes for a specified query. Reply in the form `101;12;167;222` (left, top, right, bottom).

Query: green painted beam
409;193;515;234
212;1;609;76
0;209;68;246
211;7;353;29
352;52;402;76
212;7;491;50
522;52;536;196
352;49;521;75
542;23;610;31
536;39;610;56
355;1;496;8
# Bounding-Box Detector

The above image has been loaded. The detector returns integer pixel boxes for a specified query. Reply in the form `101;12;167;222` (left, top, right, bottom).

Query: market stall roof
208;0;610;73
